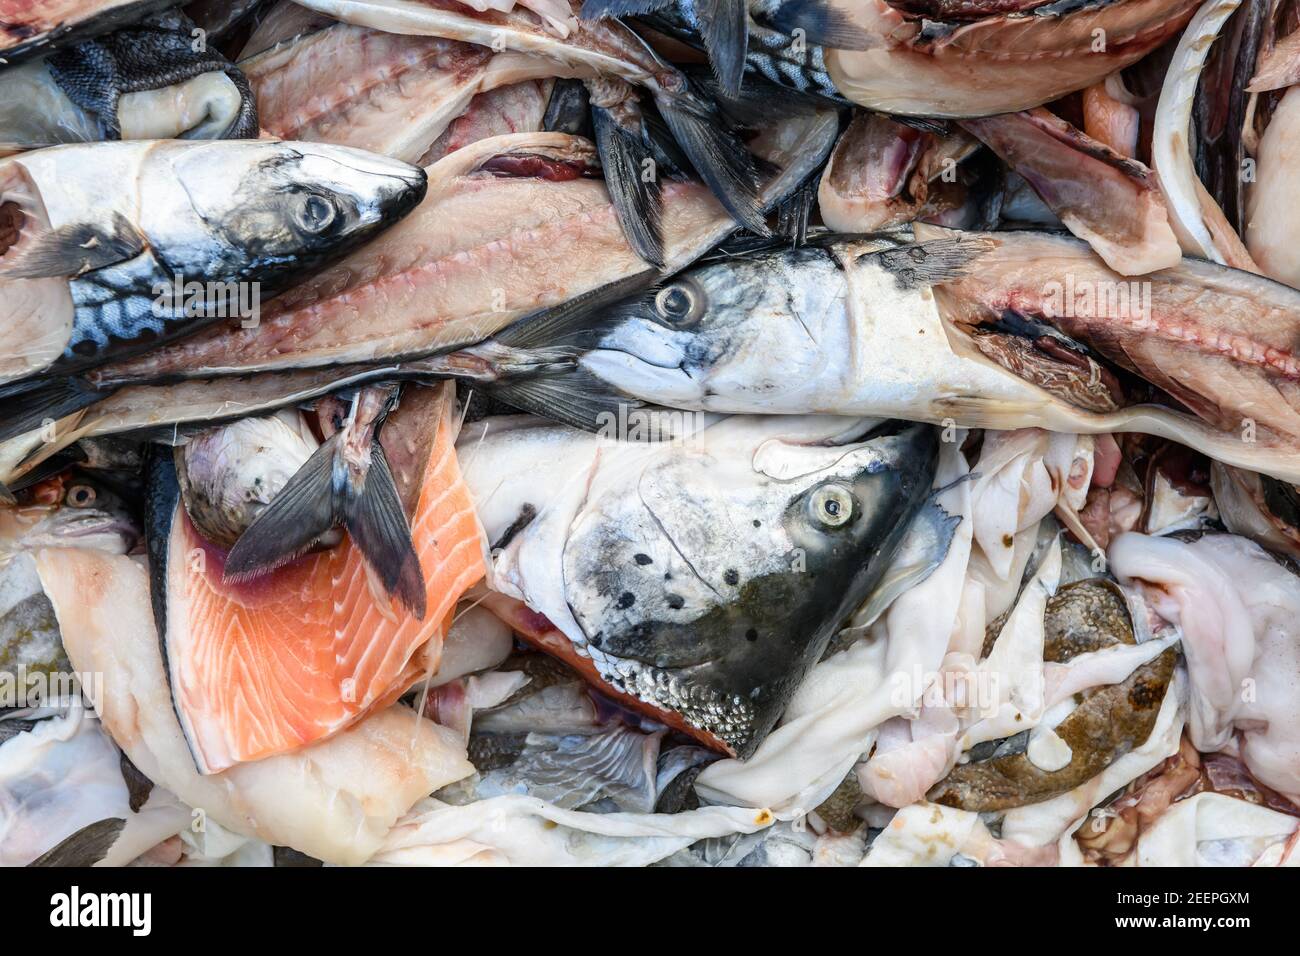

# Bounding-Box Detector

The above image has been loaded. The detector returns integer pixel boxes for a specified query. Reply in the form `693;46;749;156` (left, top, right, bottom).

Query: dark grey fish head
573;246;853;413
561;419;938;757
150;140;427;294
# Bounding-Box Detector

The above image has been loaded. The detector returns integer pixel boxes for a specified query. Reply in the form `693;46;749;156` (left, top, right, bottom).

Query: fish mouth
282;142;429;222
28;514;140;554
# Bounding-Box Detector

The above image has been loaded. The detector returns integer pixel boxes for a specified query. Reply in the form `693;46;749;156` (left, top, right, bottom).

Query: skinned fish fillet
36;547;474;865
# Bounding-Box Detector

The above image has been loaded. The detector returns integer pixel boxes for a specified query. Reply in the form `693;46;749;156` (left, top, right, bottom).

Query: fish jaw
555;422;939;758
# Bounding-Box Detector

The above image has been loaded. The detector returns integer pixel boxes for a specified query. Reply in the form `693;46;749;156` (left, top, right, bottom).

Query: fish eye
809;484;853;528
294;193;339;235
654;282;704;328
66;484;96;508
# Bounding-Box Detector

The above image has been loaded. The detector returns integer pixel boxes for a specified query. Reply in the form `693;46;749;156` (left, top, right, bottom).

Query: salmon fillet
164;384;487;773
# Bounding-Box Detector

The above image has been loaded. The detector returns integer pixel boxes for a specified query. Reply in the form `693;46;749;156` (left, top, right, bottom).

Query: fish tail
341;440;427;621
652;77;769;236
580;0;676;18
591;102;666;268
0;377;110;444
223;432;427;619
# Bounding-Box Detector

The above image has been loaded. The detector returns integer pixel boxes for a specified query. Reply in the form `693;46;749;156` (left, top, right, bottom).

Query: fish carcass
507;229;1300;484
35;545;475;865
2;110;833;461
821;0;1202;117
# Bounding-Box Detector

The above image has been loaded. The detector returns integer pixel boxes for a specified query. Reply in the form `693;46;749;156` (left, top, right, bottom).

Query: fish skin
175;410;319;549
0;138;426;392
639;0;846;103
459;415;938;757
37;9;259;143
0;0;176;66
929;580;1178;811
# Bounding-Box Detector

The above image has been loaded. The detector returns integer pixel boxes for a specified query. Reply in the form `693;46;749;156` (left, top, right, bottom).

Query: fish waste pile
0;0;1298;871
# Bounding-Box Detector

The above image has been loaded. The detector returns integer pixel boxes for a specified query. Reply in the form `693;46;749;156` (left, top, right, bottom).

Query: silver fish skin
627;0;845;102
458;414;938;757
509;229;1300;485
0;139;426;391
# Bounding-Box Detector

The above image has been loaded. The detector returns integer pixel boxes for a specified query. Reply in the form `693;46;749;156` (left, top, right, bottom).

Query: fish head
575;247;851;412
149;140;427;291
0;471;140;556
561;418;938;756
175;411;318;549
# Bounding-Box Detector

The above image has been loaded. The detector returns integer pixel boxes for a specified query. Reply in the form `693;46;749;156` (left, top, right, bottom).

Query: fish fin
859;235;998;289
0;213;144;280
543;78;593;137
773;174;817;247
28;818;126;867
592;105;665;268
341;441;427;620
761;0;876;50
494;271;660;350
693;0;748;98
0;483;14;505
686;66;818;128
223;436;342;582
580;0;675;17
487;369;649;436
0;377;109;444
654;81;768;236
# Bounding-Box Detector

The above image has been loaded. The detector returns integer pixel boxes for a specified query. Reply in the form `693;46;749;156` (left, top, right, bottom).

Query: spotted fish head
560;419;938;757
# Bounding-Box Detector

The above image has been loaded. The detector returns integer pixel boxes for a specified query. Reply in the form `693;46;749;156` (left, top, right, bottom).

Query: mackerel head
0;139;426;393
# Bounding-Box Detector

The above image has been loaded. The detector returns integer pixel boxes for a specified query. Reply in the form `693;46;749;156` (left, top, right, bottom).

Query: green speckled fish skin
931;579;1176;812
